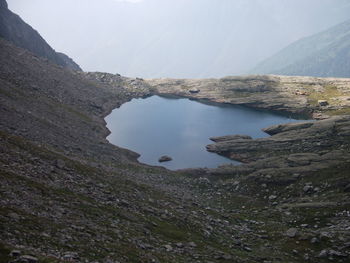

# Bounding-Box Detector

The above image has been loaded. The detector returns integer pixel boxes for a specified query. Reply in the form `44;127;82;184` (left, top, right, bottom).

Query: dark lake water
106;95;299;170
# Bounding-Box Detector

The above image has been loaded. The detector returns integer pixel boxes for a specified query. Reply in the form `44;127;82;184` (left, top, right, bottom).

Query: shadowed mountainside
0;0;81;71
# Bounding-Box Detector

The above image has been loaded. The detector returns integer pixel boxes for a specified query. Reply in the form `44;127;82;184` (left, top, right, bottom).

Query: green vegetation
0;242;11;263
325;107;350;116
307;85;343;106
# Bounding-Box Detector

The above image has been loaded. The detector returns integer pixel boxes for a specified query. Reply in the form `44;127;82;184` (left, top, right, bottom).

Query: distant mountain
0;0;81;71
251;19;350;78
10;0;350;78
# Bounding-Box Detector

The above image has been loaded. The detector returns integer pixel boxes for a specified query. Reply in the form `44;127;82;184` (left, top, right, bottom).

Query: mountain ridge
0;0;81;71
251;19;350;77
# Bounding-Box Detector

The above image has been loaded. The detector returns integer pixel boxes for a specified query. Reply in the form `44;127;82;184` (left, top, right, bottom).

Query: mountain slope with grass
2;37;350;262
1;0;350;261
251;19;350;78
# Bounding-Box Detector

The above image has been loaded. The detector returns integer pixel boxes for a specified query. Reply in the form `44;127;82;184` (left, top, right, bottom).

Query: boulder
19;255;38;263
158;155;172;162
318;100;329;107
9;250;21;257
189;88;200;94
262;122;313;135
286;228;298;238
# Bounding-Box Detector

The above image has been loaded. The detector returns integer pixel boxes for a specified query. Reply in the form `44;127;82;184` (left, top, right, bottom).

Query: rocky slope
146;75;350;118
1;36;350;263
0;0;81;71
251;19;350;78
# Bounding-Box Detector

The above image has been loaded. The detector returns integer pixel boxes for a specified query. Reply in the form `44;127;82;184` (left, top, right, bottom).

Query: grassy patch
307;85;343;106
0;242;11;263
58;104;92;122
152;220;190;242
325;107;350;116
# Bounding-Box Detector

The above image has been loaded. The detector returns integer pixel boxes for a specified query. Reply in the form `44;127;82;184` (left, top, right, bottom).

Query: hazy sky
7;0;350;78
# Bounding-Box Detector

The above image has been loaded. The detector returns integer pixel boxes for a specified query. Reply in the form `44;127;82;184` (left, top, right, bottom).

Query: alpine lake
106;95;302;170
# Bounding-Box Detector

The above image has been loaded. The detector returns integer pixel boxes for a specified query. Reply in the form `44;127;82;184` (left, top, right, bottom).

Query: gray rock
244;246;252;252
62;252;79;261
328;250;347;257
158;155;172;162
285;228;298;238
198;177;211;185
318;100;329;106
263;122;313;135
176;242;184;248
189;88;200;93
9;250;21;257
187;242;197;248
18;255;38;263
319;232;332;240
164;244;173;252
210;134;252;142
55;159;66;169
318;249;328;258
303;185;313;193
268;195;277;200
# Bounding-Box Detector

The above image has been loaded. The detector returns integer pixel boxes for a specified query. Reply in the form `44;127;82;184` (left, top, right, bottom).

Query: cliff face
0;0;81;71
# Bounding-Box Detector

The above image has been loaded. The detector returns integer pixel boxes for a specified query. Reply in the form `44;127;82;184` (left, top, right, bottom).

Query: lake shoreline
106;95;301;169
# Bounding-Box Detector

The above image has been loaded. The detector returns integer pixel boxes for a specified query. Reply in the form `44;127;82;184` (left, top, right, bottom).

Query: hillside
1;1;350;262
0;0;81;71
252;19;350;78
1;37;350;262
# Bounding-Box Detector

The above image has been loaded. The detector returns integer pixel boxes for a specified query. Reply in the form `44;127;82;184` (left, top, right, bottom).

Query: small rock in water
158;155;172;162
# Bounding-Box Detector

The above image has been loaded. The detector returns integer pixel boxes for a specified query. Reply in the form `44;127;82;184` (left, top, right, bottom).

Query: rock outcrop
146;75;350;117
158;155;173;162
207;115;350;168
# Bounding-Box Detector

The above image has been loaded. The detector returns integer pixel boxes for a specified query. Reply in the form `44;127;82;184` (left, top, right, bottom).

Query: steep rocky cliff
0;0;81;71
